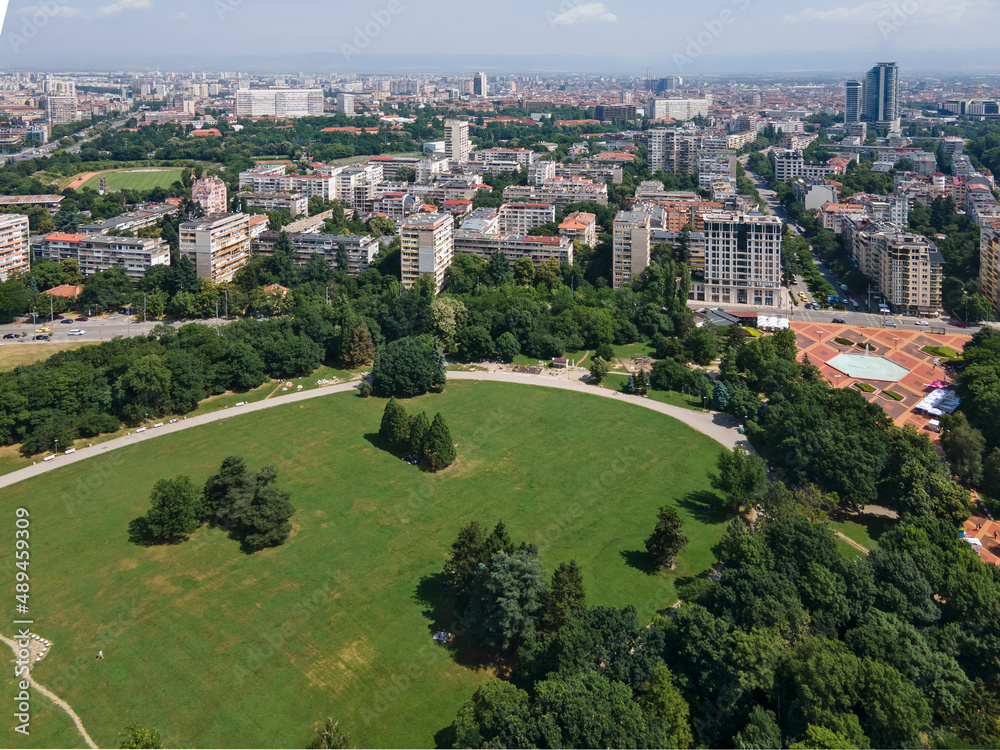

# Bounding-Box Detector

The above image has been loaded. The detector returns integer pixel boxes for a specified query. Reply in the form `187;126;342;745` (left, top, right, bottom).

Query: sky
1;0;1000;74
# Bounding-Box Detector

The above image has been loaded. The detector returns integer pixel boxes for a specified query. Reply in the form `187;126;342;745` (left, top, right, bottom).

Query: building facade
444;120;471;163
697;212;783;306
612;209;652;290
192;176;229;216
400;214;454;293
37;232;169;280
559;212;597;247
498;203;556;234
235;89;324;118
0;214;30;282
179;213;251;283
845;81;863;123
863;63;900;124
252;231;379;277
236;191;309;217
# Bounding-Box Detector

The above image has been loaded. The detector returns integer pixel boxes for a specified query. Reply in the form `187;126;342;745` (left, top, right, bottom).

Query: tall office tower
473;72;488;98
701;212;783;307
845;81;862;123
444;119;471;163
862;62;899;124
336;93;355;115
400;214;454;294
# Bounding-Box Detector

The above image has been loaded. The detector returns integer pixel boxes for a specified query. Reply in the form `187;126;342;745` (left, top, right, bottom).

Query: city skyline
2;0;1000;74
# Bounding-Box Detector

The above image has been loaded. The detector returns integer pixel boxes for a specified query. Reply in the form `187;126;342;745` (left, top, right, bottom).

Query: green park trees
371;336;446;398
710;446;768;514
377;398;456;471
132;456;295;553
644;506;688;568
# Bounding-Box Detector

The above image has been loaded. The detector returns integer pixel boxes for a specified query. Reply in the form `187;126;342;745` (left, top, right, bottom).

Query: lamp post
53;438;58;455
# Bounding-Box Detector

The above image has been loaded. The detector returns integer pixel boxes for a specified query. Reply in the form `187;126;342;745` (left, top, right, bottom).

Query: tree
119;354;172;421
542;560;587;632
634;368;649;396
450;679;536;749
408;411;430;460
308;718;350;749
268;231;295;286
485;250;512;286
344;322;376;368
589;356;610;384
481;549;547;653
378;397;410;454
118;724;162;749
141;475;202;544
367;216;397;238
645;505;689;568
459;325;494;362
201;455;255;529
371;336;446;398
637;664;694;749
422;412;456;471
495;331;520;363
240;469;295;552
941;412;986;486
710;447;769;514
512;256;535;286
686;328;718;366
982;447;1000;499
0;280;30;324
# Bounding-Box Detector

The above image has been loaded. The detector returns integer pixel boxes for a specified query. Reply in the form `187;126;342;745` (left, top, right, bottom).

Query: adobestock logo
0;1;9;38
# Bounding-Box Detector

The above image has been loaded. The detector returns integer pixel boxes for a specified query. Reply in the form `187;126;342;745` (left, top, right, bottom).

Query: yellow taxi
35;327;51;333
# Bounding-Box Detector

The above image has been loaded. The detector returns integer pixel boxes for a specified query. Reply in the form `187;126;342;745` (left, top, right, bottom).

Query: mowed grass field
78;169;184;192
0;382;728;749
0;343;90;373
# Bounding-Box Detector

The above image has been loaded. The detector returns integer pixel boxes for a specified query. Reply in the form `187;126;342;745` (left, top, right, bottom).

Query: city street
0;313;225;345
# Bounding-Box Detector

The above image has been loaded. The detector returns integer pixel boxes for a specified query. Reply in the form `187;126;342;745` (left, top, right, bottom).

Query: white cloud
551;2;617;26
783;0;975;25
18;4;87;18
96;0;152;16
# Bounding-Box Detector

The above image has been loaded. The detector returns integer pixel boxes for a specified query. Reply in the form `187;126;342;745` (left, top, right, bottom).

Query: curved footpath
0;371;750;491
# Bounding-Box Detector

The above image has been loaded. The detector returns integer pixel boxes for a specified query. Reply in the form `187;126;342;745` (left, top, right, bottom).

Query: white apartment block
529;160;556;185
469;148;537;167
252;231;379;277
238;166;339;201
235;89;324;118
236;191;309;217
444;120;471;163
400;214;454;293
648;98;711;121
648;128;700;174
192;176;228;216
416;158;451;183
498;203;556;234
336;93;355;115
454;232;573;268
696;213;783;306
37;233;170;280
770;149;838;182
46;95;78;126
179;213;251;284
612;209;652;290
697;150;737;188
0;214;30;282
503;178;609;208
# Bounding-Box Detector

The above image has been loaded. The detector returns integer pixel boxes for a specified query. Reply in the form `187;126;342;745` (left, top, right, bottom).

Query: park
1;381;730;748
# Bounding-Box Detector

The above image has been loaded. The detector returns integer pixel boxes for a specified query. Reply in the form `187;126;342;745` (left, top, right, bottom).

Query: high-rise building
473;72;488;98
235;89;324;118
698;212;783;306
647;98;711;121
336;93;355;115
862;63;899;124
612;209;652;290
980;219;1000;316
648;128;700;174
0;214;30;282
37;233;170;281
401;214;454;294
845;81;862;123
179;213;251;283
192;176;229;216
444;119;471;163
46;95;78;126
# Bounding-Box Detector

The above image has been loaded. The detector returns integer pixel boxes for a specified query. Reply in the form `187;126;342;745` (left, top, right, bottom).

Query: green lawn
830;515;892;550
0;382;728;749
0;343;90;373
79;169;184;192
922;345;959;359
1;663;86;749
600;374;706;412
612;342;655;359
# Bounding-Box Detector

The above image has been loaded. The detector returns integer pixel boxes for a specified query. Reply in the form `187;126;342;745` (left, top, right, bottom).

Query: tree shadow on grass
127;517;156;547
413;573;499;673
620;549;658;575
676;490;729;526
830;509;894;541
434;724;457;750
362;432;381;450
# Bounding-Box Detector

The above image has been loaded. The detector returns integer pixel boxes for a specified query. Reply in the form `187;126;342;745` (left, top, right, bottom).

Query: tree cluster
377;397;456;471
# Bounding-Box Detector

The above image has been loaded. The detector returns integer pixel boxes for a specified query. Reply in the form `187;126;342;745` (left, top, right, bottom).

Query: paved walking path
0;634;99;749
0;371;750;491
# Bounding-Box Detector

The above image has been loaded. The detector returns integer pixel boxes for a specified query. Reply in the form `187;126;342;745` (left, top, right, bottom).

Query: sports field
78;168;184;192
0;382;728;748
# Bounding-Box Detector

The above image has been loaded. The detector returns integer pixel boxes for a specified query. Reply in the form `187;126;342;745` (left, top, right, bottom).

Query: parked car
60;319;74;324
884;321;898;328
3;333;18;339
832;318;846;324
75;317;89;322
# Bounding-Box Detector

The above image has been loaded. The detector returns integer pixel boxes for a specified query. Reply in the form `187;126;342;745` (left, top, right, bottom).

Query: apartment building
235;89;324;118
529;160;556;185
559;212;597;247
697;149;737;188
0;214;30;282
503;178;608;207
444;120;471;163
770;149;842;182
612;209;652;290
843;217;944;314
594;105;638;123
981;219;1000;315
192;176;229;216
368;155;424;181
371;192;421;221
647;98;711;121
640;199;723;232
817;203;868;233
555;161;624;184
252;231;379;277
793;177;840;211
37;232;169;280
238;167;339;201
694;213;783;306
469;148;536;167
400;214;454;293
179;213;251;283
333;164;384;209
648;128;700;174
236;191;309;217
454;232;573;268
46;95;77;126
80;204;178;235
498;203;556;234
336;93;355;115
